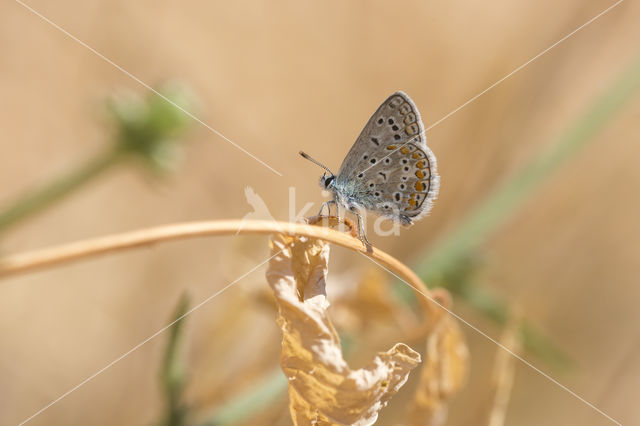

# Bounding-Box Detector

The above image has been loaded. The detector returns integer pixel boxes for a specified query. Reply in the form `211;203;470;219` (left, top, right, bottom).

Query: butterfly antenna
299;151;334;175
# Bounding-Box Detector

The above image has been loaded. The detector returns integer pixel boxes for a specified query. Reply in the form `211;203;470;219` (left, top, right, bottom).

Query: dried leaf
266;234;421;425
341;269;404;323
408;314;469;426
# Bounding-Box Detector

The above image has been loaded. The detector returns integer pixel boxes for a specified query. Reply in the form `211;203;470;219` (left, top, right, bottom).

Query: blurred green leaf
405;52;640;367
201;368;288;426
109;83;195;173
518;319;572;371
0;84;195;235
416;52;640;283
410;252;572;369
158;293;191;426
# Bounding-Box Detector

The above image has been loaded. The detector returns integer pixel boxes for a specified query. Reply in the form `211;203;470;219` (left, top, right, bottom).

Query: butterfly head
319;173;336;190
299;151;337;192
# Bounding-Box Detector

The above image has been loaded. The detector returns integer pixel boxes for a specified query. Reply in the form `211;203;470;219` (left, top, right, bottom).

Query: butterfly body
302;91;439;244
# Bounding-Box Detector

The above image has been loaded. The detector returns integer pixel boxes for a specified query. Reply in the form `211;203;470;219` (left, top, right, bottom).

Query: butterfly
300;91;439;248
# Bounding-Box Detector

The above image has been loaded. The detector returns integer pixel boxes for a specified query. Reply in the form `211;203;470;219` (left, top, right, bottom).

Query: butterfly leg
317;201;328;216
317;199;338;216
327;199;338;216
350;207;373;252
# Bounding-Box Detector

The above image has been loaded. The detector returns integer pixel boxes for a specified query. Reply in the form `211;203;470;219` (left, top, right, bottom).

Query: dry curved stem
1;218;466;423
306;215;358;238
0;219;439;316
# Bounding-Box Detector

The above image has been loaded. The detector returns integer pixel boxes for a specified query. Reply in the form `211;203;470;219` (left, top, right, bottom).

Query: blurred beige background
1;1;639;425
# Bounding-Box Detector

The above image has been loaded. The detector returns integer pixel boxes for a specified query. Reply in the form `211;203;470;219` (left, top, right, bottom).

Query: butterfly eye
324;176;335;188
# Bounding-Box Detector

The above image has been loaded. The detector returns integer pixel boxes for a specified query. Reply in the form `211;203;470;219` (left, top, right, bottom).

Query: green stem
201;368;288;426
160;294;190;426
402;52;640;367
415;52;640;280
0;148;122;234
460;282;572;369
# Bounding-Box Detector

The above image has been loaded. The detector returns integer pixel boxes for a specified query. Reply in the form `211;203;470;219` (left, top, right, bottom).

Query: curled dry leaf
408;314;469;426
266;233;421;425
330;268;424;339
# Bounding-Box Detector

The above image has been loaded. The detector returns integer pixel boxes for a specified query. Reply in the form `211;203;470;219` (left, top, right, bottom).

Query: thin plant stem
0;148;122;234
0;219;441;321
0;219;447;423
159;293;191;426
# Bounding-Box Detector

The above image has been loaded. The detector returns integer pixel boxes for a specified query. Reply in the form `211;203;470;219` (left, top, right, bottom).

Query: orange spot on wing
414;181;426;192
415;170;425;179
416;160;427;169
386;145;397;150
401;147;410;154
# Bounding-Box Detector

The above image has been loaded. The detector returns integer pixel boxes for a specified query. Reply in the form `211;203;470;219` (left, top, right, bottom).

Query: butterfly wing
335;91;439;224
